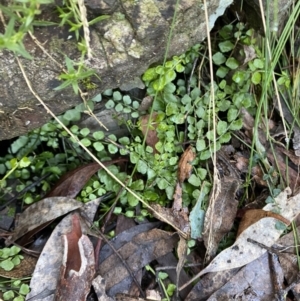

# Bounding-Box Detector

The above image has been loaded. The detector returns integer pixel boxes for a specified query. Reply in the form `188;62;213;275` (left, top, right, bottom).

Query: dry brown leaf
54;213;95;301
139;113;159;152
180;187;299;287
203;177;239;260
177;146;196;184
92;275;114;301
243;45;256;64
98;228;178;296
46;159;126;198
150;204;190;238
206;253;283;301
7;197;83;244
237;209;290;237
172;182;183;211
175;236;188;298
138;96;153;112
26;200;100;301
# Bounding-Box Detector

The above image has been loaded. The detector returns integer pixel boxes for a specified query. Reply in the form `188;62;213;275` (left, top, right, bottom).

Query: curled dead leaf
177;146;196;184
237;209;290;237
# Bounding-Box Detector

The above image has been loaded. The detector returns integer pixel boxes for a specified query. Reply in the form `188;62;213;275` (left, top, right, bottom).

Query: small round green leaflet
251;71;262;85
3;290;14;300
217;120;228;136
196;139;206;151
108;144;118;154
115;103;124;112
123;95;131;105
63;109;81;121
0;259;14;271
188;174;201;187
80;128;90;137
93;142;104;152
218;40;234;52
142;67;157;81
225;57;239;69
113;91;122;101
19;284;30;295
80;138;91;147
93;131;105;140
128;193;139;207
19;157;31;168
212;52;226;65
105;99;115;109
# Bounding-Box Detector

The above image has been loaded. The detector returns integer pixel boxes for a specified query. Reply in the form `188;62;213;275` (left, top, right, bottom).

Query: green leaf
157;178;168;190
198;168;207;180
212;52;226;65
218;40;234;52
206;130;214;141
217;120;227;135
191;87;201;100
169;157;178;165
63;109;81;121
219;24;233;39
115;103;124;112
119;137;130;145
175;63;185;72
103;89;113;96
170;113;185;124
92;93;102;102
12;256;20;266
232;71;246;84
131;112;139;118
123;95;131;105
108;144;118;154
229;118;243;130
225;57;239;69
251;71;261;85
167;284;176;296
3;290;14;300
188;174;201;186
0;259;14;271
105;99;115;109
80;138;91;147
80;128;90;136
166;103;178;116
219;132;231;143
155;66;165;74
19;283;30;295
114;207;122;214
130;152;139;164
70;125;79;133
19;157;31;168
93;142;104;151
227;107;239;122
142;67;157;81
152;77;165;91
217;99;231;111
130;179;144;190
200;149;212;160
113;91;122;101
253;58;264;69
181;94;191;105
137;160;147;174
128;193;139;207
196;139;206;151
164;69;176;83
158;272;168;280
125;210;134;218
93;131;105;140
